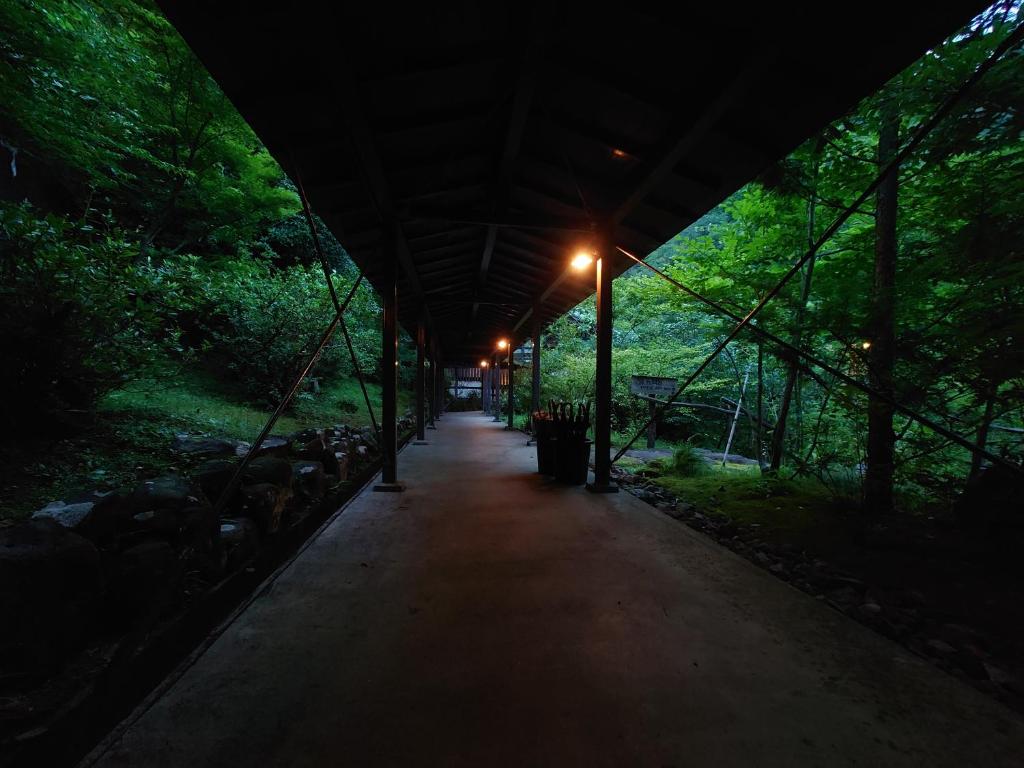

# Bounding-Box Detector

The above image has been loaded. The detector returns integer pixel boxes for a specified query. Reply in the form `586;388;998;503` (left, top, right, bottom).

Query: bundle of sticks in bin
548;400;590;441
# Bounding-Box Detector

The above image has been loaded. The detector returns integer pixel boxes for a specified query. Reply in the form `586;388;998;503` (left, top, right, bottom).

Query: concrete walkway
85;413;1023;767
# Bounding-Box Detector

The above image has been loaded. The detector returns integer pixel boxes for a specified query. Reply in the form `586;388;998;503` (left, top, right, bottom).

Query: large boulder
105;538;181;627
131;508;181;540
242;456;293;489
297;434;328;462
193;459;237;503
252;435;291;459
181;505;223;580
77;490;134;548
329;438;356;457
322;451;350;482
33;500;94;530
239;483;291;534
130;475;208;515
292;461;327;501
291;427;322;445
172;434;243;458
0;519;101;680
220;518;259;572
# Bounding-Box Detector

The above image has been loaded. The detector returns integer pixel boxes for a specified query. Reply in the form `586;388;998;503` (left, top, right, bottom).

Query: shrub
671;442;708;477
163;253;381;409
0;202;177;434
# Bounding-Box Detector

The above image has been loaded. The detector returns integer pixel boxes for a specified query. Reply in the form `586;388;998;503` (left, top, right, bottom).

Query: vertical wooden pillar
492;353;502;422
374;252;403;491
434;350;443;420
588;231;618;493
506;342;514;430
427;354;436;429
482;365;491;413
531;315;541;416
439;360;446;417
414;317;426;442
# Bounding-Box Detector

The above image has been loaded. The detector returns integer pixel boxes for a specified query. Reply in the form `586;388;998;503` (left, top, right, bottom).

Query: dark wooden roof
162;2;983;363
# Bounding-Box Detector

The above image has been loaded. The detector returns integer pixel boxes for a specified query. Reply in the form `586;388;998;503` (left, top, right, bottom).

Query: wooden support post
436;354;444;420
493;353;502;422
374;253;403;491
482;365;491;413
531;316;541;416
647;400;657;449
414;317;427;443
427;354;436;430
506;342;515;430
588;231;618;492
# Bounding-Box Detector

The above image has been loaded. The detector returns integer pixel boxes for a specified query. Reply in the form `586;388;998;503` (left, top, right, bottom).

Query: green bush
154;253;380;409
671;443;708;477
0;201;384;430
0;202;178;433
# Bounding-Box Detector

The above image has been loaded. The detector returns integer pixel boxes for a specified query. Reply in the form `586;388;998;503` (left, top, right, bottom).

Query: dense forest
538;3;1024;517
0;0;418;518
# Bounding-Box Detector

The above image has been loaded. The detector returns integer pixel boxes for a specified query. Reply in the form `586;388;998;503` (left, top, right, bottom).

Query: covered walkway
86;413;1023;767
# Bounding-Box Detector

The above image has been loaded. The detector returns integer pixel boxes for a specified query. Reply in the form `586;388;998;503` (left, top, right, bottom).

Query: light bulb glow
497;339;508;350
571;251;594;271
480;360;488;368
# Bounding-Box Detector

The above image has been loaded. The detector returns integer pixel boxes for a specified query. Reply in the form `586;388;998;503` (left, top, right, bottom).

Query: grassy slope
1;370;410;521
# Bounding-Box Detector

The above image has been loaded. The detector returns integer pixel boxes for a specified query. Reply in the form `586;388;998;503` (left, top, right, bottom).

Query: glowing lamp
480;360;489;368
497;339;508;350
571;251;594;271
861;341;872;350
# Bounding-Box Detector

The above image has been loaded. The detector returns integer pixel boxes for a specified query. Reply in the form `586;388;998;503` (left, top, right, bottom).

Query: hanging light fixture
571;250;594;271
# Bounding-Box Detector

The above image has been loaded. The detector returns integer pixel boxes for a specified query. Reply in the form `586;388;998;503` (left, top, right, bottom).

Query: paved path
85;413;1024;767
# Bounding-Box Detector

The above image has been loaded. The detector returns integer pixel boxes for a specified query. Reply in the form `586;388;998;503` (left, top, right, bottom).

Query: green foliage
169;254;379;407
0;0;298;248
541;4;1024;510
671;443;708;477
0;201;179;431
0;199;385;422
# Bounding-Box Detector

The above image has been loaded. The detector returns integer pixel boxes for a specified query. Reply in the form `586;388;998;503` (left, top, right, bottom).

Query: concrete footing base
585;480;619;493
372;481;406;493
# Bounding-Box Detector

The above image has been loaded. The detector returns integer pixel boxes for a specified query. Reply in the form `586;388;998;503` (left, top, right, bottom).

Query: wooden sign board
630;375;678;398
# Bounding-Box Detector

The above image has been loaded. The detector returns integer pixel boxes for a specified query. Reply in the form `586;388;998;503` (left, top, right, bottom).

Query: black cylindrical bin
555;438;592;485
537;434;556;475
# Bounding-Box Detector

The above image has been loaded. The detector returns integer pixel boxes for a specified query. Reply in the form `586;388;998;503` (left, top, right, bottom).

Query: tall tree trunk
968;389;996;482
865;91;900;515
769;146;821;470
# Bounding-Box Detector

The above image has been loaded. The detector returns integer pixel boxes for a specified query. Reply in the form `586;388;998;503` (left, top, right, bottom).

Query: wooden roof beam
513;61;759;335
611;62;758;227
334;61;436;340
470;11;548;340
